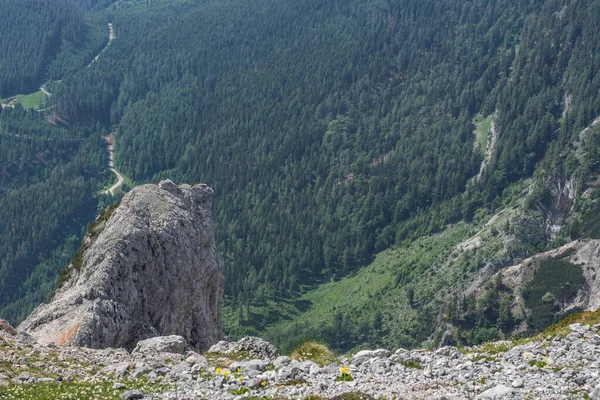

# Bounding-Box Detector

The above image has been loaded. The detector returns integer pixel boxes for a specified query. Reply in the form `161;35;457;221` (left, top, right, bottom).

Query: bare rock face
19;180;223;352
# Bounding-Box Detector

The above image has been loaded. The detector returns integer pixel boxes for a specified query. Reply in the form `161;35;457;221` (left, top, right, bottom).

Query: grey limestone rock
207;336;278;359
592;385;600;400
273;355;291;367
511;379;524;388
230;359;270;373
476;385;513;398
121;390;144;400
133;335;187;354
19;180;223;352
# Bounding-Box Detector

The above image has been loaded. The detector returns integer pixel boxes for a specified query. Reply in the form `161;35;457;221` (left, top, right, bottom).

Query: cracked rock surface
18;180;223;353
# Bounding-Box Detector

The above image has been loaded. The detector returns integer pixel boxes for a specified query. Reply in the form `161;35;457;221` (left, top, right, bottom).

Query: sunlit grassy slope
1;91;47;110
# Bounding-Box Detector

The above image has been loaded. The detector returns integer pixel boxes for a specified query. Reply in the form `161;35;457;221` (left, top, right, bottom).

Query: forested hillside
1;0;599;349
54;0;530;320
0;0;83;97
0;0;112;322
0;106;108;322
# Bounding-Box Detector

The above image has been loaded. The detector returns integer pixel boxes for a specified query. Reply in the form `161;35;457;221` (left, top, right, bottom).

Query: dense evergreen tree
0;0;84;97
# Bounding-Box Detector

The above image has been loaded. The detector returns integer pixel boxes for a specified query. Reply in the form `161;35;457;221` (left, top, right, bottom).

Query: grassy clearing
255;222;475;352
2;91;47;110
473;113;492;155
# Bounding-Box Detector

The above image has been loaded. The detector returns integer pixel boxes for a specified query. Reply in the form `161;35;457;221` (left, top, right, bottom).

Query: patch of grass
472;341;511;355
1;91;48;110
228;387;250;395
470;354;497;363
284;378;307;386
510;308;600;347
329;393;376;400
541;308;600;337
473;113;492;155
400;358;423;369
0;376;167;400
254;222;473;353
88;202;120;239
529;360;547;368
291;342;337;366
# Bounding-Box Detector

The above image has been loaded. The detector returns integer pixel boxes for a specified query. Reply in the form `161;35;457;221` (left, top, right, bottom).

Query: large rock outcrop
485;239;600;332
19;180;223;352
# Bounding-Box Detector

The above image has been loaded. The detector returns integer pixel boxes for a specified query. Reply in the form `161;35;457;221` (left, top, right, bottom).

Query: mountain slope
53;0;600;328
1;0;600;348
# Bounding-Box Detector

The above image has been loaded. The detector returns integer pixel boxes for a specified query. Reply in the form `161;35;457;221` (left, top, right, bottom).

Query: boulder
133;336;187;354
207;336;278;359
476;385;513;399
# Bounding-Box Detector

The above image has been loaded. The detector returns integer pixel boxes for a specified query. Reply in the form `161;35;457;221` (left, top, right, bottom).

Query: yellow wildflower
260;381;266;387
215;367;222;374
340;366;351;375
223;370;230;376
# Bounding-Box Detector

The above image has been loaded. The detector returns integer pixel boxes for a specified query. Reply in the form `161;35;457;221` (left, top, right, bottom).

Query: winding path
102;136;125;196
89;23;115;67
40;84;51;97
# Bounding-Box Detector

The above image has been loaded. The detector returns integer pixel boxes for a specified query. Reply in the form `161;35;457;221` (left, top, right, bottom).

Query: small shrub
400;358;423;369
529;360;547;368
87;202;120;239
290;341;337;366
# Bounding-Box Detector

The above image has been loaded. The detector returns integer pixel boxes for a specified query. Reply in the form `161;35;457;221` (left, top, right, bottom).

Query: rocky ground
1;320;600;399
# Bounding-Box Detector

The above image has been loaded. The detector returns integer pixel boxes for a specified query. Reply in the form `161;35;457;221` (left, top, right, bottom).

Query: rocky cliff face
486;239;600;331
19;180;223;352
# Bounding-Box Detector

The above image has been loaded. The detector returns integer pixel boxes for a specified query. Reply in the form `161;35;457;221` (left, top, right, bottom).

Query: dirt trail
40;84;51;97
89;23;115;67
102;136;125;196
